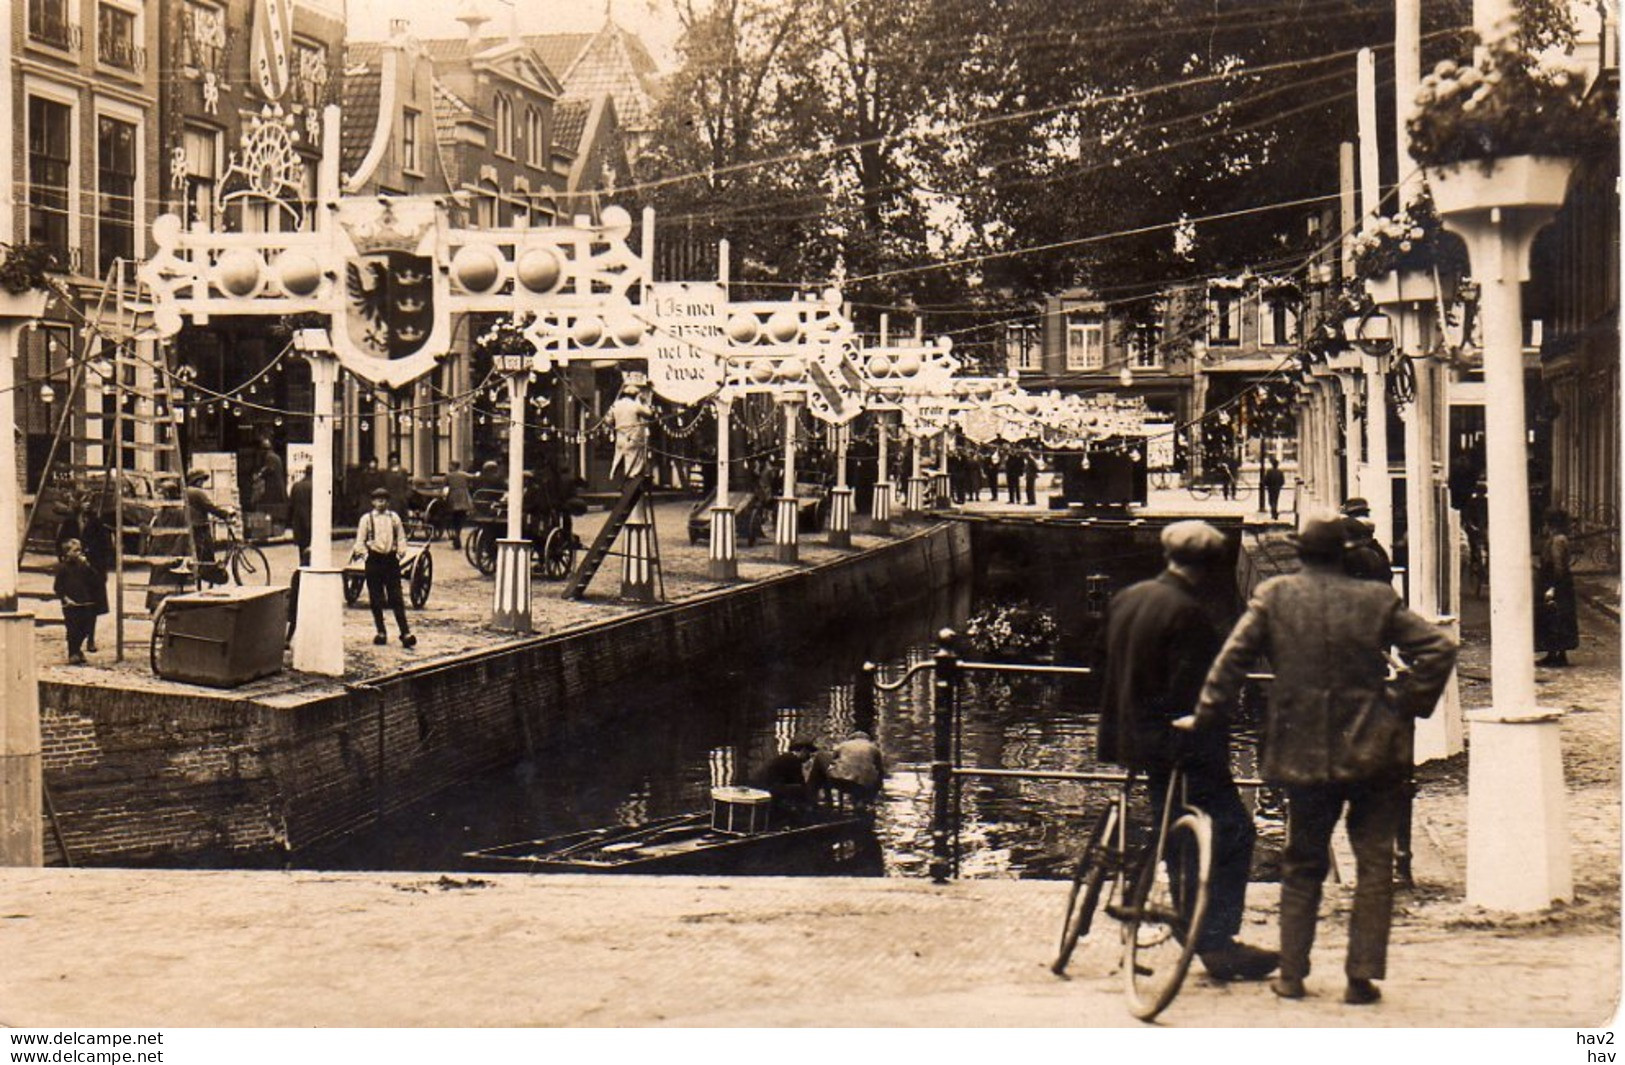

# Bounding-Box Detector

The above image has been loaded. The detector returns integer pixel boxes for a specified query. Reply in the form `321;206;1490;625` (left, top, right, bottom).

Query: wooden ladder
562;475;659;600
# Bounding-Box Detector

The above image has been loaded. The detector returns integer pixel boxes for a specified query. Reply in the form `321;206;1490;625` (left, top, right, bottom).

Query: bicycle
1052;760;1213;1021
200;515;271;587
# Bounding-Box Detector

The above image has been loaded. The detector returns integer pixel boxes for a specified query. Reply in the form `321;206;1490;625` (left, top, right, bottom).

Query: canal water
308;526;1275;878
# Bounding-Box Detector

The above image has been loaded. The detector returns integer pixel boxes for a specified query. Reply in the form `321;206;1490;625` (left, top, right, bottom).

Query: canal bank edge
34;522;972;866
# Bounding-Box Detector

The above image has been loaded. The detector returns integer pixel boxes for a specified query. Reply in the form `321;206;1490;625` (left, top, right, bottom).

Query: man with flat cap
1340;497;1393;584
1192;510;1456;1005
1097;519;1278;982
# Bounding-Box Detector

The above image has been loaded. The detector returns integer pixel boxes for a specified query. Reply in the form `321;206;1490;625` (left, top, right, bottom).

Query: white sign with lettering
648;282;726;405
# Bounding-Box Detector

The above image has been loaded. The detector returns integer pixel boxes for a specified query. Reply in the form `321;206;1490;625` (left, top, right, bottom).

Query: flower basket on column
1366;269;1452;307
1425;154;1577;217
0;290;49;320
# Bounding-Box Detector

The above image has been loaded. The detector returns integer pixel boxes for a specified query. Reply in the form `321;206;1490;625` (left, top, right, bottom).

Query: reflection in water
309;533;1274;879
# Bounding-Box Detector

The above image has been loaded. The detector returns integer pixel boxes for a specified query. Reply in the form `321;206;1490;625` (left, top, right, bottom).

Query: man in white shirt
608;383;653;482
353;487;416;648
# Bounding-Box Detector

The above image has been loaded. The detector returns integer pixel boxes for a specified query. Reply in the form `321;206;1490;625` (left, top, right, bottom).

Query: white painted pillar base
708;506;738;580
774;497;800;563
827;486;853;548
0;612;43;867
905;476;927;514
290;568;345;676
492;539;533;633
620;517;657;601
1466;711;1572;910
870;480;893;535
1415;615;1465;763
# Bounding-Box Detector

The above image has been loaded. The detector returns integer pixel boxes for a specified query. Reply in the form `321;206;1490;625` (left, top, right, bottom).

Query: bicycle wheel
149;603;169;675
230;545;271;586
1187;482;1212;502
541;527;574;580
409;551;433;608
1053;801;1119;976
1124;810;1212;1021
467;527;497;575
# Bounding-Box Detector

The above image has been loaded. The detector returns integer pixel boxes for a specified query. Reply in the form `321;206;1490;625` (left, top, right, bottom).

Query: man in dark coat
1193;511;1457;1006
289;465;314;564
1097;519;1278;982
1262;458;1286;520
1003;449;1027;504
751;736;824;823
1340;497;1393;584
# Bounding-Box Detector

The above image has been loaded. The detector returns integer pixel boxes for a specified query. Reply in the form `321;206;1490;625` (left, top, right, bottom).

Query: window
525;108;545;168
97;115;137;274
493;94;513;157
1259;291;1299;347
1207;287;1241;345
97;3;141;72
401;108;421;172
182;127;219;229
1129;321;1162;368
297;158;317;231
28;96;72;264
181;1;225;72
29;0;75;50
292;39;329;111
1065;319;1104;371
1006;324;1040;372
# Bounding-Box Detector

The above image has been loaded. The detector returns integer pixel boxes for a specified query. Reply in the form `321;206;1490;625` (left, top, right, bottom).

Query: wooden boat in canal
462;788;878;875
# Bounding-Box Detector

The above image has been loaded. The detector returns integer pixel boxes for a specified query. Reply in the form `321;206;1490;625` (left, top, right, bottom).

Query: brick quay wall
36;522;973;866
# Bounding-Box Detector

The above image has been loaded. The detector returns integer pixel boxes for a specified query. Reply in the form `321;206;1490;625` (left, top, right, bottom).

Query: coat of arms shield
331;198;451;388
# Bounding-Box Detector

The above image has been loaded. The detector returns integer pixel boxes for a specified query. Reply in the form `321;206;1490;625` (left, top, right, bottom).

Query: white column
1445;187;1572;912
905;432;926;513
871;411;892;534
1;309;46;866
708;392;737;579
492;373;532;633
828;422;852;548
775;397;800;563
291;350;345;676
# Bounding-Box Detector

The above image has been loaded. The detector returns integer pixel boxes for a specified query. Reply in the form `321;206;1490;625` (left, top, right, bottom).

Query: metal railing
865;628;1274;884
867;629;1426;887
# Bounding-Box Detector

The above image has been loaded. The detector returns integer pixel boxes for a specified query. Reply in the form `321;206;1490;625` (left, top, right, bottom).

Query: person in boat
826;730;887;811
752;735;825;823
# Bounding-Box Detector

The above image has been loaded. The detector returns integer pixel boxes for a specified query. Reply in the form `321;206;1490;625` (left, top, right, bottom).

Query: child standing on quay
54;538;102;665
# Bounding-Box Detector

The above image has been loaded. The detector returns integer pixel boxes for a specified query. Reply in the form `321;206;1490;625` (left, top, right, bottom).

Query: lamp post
494;365;534;628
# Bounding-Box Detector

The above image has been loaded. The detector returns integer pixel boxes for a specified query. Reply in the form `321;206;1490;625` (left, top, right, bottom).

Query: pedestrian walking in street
185;468;233;567
1004;449;1027;504
384;452;412;515
1024;448;1039;505
53;538;102;665
1340;498;1394;585
1100;519;1279;982
445;461;474;550
1193;511;1457;1006
983;453;1001;501
289;465;314;565
1535;508;1578;667
1262;458;1286;520
353;488;416;648
1215;457;1237;500
54;493;112;652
